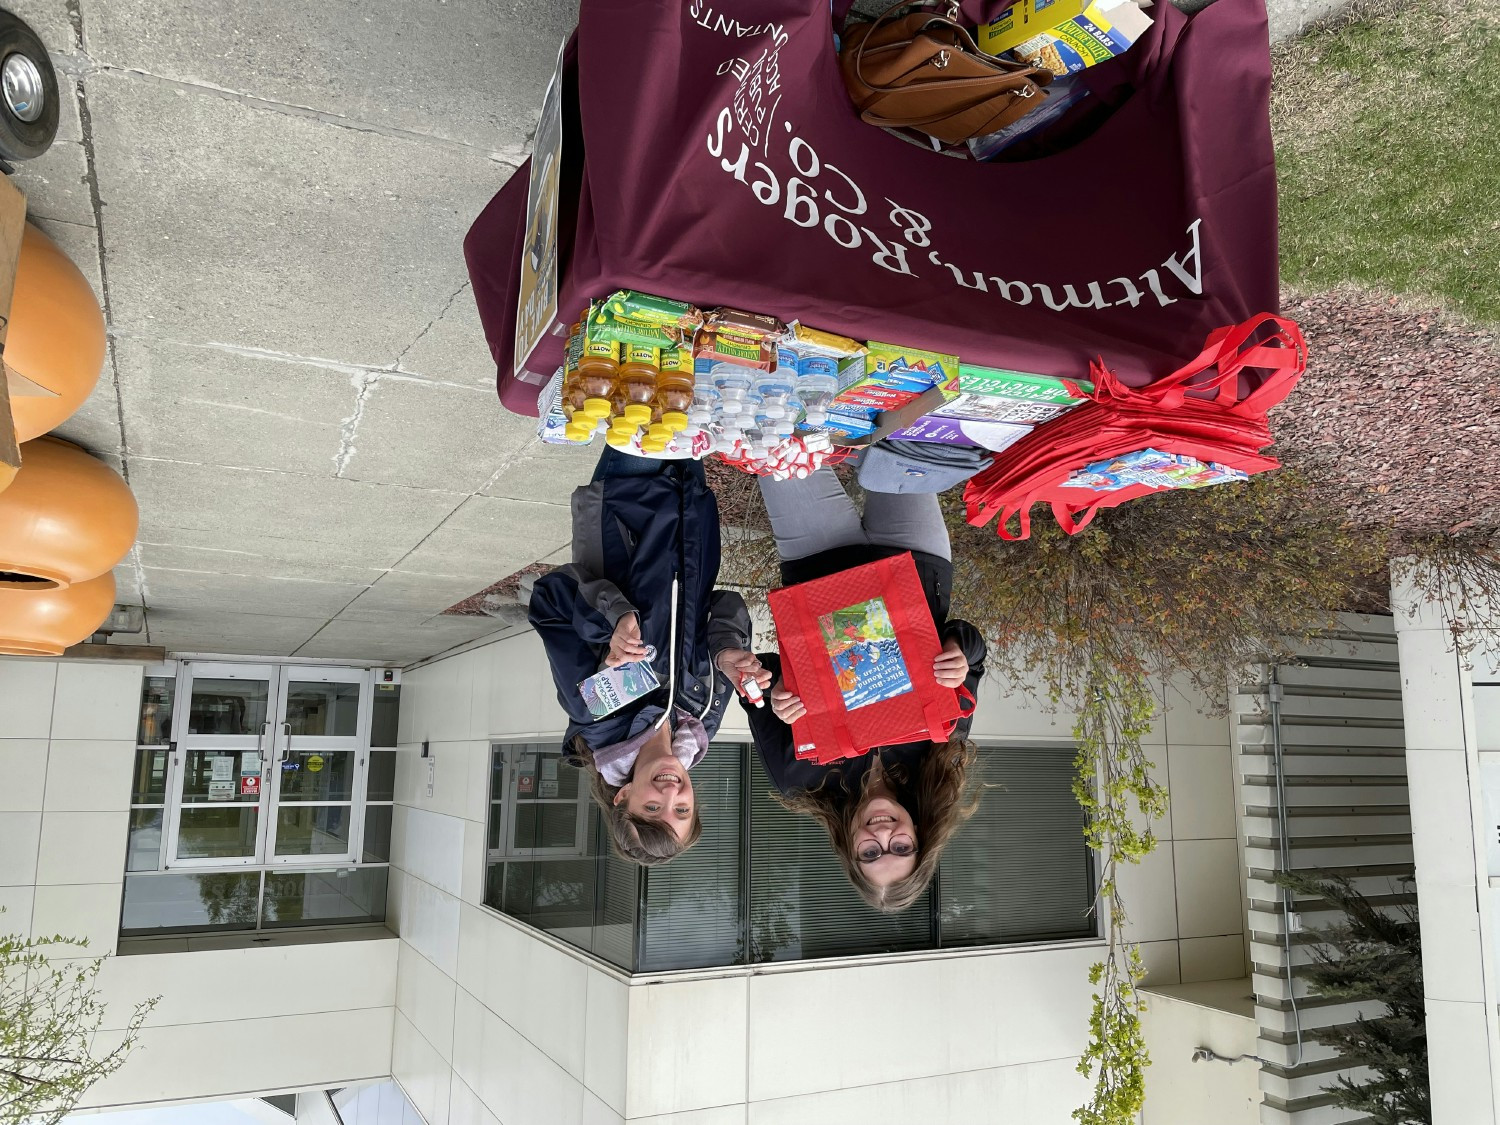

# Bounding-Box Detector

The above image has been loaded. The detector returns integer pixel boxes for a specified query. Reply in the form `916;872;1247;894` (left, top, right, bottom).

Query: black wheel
0;10;59;162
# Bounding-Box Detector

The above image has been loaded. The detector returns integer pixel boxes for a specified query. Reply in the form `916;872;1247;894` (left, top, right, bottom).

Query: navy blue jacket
528;461;751;756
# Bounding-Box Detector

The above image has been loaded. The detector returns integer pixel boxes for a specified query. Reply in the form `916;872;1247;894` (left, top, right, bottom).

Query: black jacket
528;462;751;755
741;544;987;798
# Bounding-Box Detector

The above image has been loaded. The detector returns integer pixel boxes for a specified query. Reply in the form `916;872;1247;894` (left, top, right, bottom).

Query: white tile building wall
0;656;397;1111
0;618;1247;1124
1392;575;1500;1125
0;659;142;951
384;625;1246;1125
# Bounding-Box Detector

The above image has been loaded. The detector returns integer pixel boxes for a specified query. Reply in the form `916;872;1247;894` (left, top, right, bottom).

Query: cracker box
978;0;1094;56
1012;0;1153;76
932;365;1091;426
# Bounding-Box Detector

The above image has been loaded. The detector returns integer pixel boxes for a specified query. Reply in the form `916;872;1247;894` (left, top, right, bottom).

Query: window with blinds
747;751;931;962
938;745;1096;945
484;741;1096;973
636;744;746;971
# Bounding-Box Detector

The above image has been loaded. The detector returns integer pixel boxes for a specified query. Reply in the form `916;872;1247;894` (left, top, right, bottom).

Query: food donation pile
537;288;1247;493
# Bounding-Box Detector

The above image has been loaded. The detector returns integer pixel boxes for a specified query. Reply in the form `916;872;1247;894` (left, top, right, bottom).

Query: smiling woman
527;449;757;867
570;724;705;864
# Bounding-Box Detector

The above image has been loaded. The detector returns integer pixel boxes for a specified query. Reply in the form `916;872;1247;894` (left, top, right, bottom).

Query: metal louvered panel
636;745;745;972
1236;616;1412;1125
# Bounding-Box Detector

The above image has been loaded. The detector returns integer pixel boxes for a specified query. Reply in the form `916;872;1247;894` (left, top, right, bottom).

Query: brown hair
776;740;980;912
573;735;703;866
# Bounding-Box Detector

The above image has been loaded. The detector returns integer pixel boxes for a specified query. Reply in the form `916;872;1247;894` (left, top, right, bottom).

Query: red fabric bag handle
1090;312;1307;415
786;581;857;761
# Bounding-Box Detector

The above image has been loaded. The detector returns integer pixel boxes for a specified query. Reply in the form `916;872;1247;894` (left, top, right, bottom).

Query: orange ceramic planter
0;570;116;656
0;437;138;590
8;223;108;443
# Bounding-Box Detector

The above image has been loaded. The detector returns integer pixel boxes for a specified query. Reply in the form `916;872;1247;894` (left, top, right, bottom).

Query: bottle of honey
577;336;620;420
617;344;661;428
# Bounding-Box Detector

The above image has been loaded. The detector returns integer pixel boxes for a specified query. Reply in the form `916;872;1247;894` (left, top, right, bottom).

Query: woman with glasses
737;464;987;912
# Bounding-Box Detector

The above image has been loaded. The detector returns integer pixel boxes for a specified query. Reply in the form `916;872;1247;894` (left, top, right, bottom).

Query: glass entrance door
165;663;371;869
166;662;276;867
267;667;368;864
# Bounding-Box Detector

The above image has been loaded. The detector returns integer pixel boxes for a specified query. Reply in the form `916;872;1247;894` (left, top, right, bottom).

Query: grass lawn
1273;0;1500;322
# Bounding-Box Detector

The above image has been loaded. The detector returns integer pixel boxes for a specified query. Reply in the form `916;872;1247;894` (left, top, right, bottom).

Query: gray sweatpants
757;467;952;563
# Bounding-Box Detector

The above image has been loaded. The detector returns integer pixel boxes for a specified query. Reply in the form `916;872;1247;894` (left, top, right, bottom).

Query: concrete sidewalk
9;0;584;662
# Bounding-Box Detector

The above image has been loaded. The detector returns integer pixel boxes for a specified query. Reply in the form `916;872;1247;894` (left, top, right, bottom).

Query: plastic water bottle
711;362;756;420
751;369;797;423
796;355;839;427
688;382;720;429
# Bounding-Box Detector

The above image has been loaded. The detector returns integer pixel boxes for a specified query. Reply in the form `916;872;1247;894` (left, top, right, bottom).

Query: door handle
280;721;291;762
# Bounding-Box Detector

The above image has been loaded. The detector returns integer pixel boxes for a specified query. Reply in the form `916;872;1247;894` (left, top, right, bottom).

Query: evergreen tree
1275;872;1430;1125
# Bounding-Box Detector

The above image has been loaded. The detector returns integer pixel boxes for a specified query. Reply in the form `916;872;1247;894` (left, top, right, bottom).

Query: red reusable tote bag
769;553;968;764
466;0;1283;417
964;313;1305;538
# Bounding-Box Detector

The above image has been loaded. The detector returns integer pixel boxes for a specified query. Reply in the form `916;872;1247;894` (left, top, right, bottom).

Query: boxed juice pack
1058;449;1250;492
833;341;957;411
1012;0;1153;75
933;365;1091;426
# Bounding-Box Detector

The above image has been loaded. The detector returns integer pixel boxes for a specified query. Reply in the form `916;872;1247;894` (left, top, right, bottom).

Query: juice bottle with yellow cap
656;348;693;415
560;323;588;420
617;344;660;428
577;335;620;420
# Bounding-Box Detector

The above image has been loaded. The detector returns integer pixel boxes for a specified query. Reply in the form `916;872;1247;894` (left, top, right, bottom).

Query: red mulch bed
1270;288;1500;538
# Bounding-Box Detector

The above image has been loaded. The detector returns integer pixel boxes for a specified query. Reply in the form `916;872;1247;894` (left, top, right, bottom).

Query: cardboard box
830;387;949;449
978;0;1095;55
833;341;957;412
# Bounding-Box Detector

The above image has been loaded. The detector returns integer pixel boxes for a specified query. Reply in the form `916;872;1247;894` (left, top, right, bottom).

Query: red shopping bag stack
769;553;973;764
963;314;1307;540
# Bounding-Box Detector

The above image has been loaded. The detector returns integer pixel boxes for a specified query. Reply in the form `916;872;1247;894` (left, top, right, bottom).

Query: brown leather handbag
838;1;1054;145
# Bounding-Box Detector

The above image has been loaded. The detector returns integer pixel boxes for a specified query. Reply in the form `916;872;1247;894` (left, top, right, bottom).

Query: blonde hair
573;735;703;866
777;741;980;912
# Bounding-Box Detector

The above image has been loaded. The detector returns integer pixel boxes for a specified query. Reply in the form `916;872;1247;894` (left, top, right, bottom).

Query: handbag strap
932;683;976;740
854;0;995;96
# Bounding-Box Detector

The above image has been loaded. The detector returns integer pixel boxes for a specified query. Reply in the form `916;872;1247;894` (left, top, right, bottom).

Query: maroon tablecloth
467;0;1281;417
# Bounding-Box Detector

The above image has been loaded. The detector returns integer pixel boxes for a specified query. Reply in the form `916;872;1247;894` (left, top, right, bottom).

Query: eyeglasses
856;835;917;864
